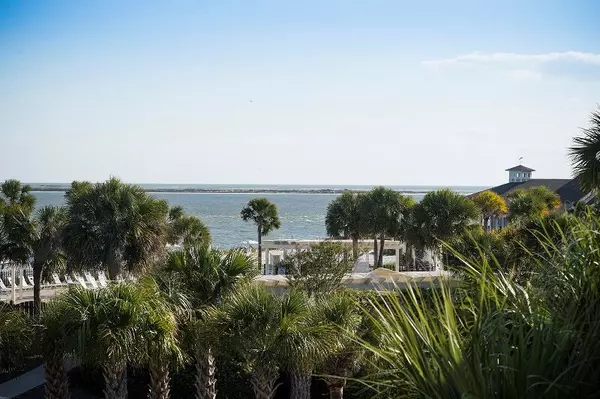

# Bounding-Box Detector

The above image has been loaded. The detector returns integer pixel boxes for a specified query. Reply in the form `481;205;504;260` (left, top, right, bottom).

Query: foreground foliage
359;213;600;398
0;303;32;374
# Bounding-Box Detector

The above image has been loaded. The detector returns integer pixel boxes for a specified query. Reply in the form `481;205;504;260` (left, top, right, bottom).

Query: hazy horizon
23;181;488;189
1;1;598;186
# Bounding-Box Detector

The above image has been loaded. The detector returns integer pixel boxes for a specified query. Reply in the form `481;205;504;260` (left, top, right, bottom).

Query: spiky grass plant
357;212;600;398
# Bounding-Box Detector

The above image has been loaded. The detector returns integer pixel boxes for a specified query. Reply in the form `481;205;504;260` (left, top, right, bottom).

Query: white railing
0;262;113;304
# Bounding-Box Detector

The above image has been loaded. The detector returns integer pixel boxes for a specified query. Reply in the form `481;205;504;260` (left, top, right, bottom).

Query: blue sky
1;0;599;186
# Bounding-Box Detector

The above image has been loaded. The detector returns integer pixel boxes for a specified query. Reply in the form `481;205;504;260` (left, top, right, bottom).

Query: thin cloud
423;51;600;69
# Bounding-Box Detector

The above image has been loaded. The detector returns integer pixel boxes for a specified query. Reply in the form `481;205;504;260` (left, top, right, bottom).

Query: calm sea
31;184;487;248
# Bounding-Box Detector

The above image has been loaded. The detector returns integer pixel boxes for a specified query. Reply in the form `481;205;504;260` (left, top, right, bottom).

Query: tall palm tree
167;206;211;248
362;187;414;268
0;180;36;264
164;244;256;399
0;204;67;318
0;206;32;265
325;191;365;258
569;106;600;192
31;206;67;317
63;178;169;279
413;189;480;268
241;198;281;269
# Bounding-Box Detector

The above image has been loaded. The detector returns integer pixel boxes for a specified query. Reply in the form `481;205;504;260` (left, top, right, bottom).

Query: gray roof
505;165;536;172
470;178;585;204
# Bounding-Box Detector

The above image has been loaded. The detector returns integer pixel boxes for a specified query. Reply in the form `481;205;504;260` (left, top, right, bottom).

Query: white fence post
11;264;16;304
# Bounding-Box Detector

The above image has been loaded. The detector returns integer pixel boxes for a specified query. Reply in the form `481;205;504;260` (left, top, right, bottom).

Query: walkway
0;360;76;399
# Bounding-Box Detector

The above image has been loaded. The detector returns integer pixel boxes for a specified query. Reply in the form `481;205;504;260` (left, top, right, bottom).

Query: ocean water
31;185;486;248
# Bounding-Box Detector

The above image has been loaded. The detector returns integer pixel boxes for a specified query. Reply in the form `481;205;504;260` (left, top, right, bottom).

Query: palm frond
569;107;600;192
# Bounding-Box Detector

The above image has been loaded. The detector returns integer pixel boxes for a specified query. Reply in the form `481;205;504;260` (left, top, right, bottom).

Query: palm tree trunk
483;215;489;231
432;247;439;271
403;243;412;271
102;362;127;399
372;238;378;269
377;233;385;267
148;363;170;399
290;372;311;399
326;380;345;399
194;348;217;399
44;351;70;399
106;246;120;280
351;236;358;259
33;261;42;319
257;226;263;271
251;367;278;399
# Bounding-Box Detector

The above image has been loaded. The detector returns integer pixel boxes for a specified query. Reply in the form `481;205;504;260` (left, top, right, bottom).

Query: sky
1;0;599;186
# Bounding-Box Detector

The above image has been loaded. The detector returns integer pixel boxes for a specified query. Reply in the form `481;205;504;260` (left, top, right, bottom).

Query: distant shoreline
29;186;437;195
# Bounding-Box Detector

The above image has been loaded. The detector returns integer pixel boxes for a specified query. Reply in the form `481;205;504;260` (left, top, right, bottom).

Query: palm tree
471;191;508;231
316;293;362;399
0;203;67;318
61;283;166;399
63;178;169;279
139;278;184;399
164;244;256;399
31;206;67;317
275;290;337;399
325;191;365;258
569;106;600;192
0;180;36;264
212;284;289;399
507;187;561;221
0;206;32;265
413;189;480;268
44;281;181;399
41;297;74;399
241;198;281;268
362;187;414;268
167;206;211;248
0;179;35;214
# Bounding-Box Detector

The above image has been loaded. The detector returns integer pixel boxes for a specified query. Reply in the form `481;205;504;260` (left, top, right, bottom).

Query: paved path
0;360;76;399
0;365;45;398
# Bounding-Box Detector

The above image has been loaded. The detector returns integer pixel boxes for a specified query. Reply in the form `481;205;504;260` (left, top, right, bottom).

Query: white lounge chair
64;274;75;284
0;279;9;291
73;273;89;289
52;273;66;286
84;272;99;289
97;271;109;288
20;275;30;287
6;276;16;288
7;276;31;289
25;275;35;287
20;275;34;289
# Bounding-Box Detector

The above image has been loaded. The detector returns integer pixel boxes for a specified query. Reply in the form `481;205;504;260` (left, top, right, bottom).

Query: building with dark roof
469;165;591;230
506;165;535;182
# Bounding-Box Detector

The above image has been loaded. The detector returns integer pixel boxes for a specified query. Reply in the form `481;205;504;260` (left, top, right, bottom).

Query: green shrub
358;213;600;397
0;305;32;373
